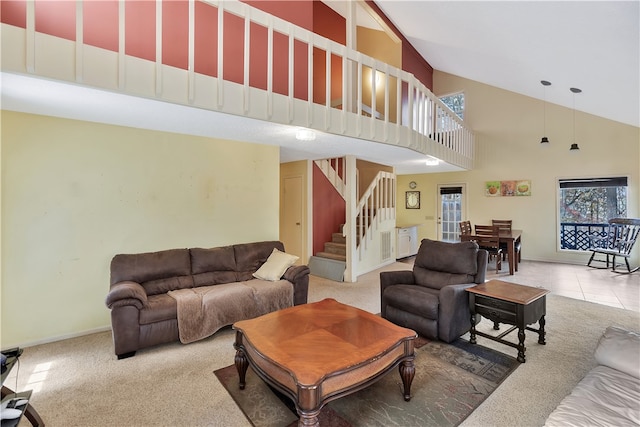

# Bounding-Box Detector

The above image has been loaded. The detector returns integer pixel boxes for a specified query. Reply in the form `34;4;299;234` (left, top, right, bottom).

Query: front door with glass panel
438;184;466;242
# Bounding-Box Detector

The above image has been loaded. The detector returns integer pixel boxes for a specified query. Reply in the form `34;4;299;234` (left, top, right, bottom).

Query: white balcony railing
1;0;475;168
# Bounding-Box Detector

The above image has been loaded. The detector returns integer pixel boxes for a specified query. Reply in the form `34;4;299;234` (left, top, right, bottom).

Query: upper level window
439;92;464;120
558;177;628;250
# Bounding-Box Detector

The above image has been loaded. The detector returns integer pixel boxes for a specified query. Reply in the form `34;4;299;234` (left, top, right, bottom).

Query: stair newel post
344;155;358;282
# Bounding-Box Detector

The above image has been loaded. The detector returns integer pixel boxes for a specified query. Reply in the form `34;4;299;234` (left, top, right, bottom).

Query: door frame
437;183;467;241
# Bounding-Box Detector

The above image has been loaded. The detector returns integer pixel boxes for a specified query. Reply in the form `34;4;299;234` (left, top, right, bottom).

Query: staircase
315;230;347;262
309;227;347;282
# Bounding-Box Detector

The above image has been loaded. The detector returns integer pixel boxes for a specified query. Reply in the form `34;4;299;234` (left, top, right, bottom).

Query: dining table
463;229;522;275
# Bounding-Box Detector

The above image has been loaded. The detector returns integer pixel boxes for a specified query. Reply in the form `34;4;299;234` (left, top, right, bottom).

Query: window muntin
558;177;628;250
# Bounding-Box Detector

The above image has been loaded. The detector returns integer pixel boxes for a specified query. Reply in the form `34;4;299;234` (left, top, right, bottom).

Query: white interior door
281;176;303;262
437;184;466;242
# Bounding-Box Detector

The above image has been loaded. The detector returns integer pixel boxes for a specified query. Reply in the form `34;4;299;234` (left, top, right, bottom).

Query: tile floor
399;257;640;312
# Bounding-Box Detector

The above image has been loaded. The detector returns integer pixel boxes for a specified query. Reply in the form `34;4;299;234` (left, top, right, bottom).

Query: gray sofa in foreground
545;325;640;426
105;241;309;359
380;238;488;343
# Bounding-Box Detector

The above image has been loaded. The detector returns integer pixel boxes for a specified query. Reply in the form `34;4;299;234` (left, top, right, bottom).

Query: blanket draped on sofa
168;280;293;344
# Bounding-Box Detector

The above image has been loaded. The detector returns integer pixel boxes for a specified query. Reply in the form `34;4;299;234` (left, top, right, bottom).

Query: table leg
508;239;515;275
469;313;477;344
297;409;321;427
399;359;415;401
234;349;249;390
517;327;526;363
538;315;547;345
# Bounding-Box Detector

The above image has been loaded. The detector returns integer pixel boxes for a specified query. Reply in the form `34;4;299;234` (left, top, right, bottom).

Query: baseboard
9;325;112;350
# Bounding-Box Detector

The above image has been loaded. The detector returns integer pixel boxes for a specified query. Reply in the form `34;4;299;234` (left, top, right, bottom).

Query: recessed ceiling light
425;156;440;166
296;129;316;141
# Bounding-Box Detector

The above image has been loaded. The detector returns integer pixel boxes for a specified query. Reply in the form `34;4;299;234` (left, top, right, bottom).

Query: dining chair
459;220;472;236
492;219;522;263
467;225;502;273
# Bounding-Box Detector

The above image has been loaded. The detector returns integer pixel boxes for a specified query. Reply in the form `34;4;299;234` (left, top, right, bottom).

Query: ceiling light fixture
295;129;316;141
569;87;582;152
540;80;551;144
425;156;440;166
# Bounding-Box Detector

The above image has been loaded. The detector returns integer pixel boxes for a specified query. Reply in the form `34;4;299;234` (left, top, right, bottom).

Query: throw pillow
252;248;299;281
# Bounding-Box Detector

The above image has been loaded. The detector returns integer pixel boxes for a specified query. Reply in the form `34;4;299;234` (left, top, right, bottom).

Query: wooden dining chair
492;219;521;263
459;220;472;236
470;225;502;273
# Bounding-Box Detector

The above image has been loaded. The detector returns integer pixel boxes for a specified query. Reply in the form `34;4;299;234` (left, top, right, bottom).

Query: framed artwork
485;181;500;197
485;180;531;197
501;180;516;196
405;191;420;209
515;180;531;196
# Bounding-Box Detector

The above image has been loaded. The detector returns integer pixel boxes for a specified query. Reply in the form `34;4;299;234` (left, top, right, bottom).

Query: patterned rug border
214;337;519;427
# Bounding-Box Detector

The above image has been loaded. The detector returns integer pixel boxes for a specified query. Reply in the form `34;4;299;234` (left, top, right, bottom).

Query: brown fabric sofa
105;241;309;359
380;239;487;343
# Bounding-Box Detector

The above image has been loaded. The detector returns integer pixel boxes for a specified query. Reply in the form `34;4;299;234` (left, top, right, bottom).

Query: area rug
214;337;519;427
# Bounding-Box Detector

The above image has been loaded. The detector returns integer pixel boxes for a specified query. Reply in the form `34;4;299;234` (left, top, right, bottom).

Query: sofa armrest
438;283;477;343
283;265;310;305
105;281;147;310
380;270;415;317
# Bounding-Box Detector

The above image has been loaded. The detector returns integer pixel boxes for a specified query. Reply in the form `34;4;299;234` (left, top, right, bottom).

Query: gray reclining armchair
380;239;488;342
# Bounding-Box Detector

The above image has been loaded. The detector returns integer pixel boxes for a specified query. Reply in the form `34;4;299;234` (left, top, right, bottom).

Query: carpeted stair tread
315;251;346;261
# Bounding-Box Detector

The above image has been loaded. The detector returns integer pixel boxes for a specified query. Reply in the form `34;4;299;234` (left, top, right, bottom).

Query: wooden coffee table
467;279;549;363
232;298;417;427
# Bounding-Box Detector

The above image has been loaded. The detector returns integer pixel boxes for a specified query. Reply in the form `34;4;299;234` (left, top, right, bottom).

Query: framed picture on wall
405;191;420;209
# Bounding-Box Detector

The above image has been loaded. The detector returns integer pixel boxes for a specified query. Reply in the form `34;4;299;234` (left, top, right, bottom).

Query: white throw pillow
252;248;299;281
594;325;640;379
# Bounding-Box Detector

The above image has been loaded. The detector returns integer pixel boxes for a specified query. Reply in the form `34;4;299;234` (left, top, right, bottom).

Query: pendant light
540;80;551;144
569;87;582;151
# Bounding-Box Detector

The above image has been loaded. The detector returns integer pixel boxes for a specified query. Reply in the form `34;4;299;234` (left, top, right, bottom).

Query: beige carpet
5;262;640;427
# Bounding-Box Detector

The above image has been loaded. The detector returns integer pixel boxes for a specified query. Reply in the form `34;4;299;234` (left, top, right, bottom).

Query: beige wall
397;72;639;265
1;111;280;348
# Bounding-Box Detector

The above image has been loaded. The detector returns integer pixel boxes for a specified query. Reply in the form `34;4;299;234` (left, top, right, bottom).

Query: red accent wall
1;0;26;28
163;0;189;69
250;22;268;90
241;0;313;31
223;11;244;84
35;1;75;41
272;31;289;96
84;1;118;52
125;1;155;61
194;1;218;77
312;2;345;105
313;164;346;255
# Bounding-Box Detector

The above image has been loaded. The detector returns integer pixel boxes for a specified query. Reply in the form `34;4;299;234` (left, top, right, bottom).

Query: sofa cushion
143;275;195;296
192;271;239;288
594;326;640;379
253;248;299;281
190;246;236;275
415;239;478;275
110;249;191;285
234;241;285;280
383;285;439;320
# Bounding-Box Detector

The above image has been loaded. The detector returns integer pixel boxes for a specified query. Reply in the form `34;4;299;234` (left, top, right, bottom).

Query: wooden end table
466;280;549;363
233;298;417;427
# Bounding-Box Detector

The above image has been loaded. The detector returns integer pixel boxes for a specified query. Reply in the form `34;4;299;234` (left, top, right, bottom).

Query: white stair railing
355;171;395;260
314;158;346;199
